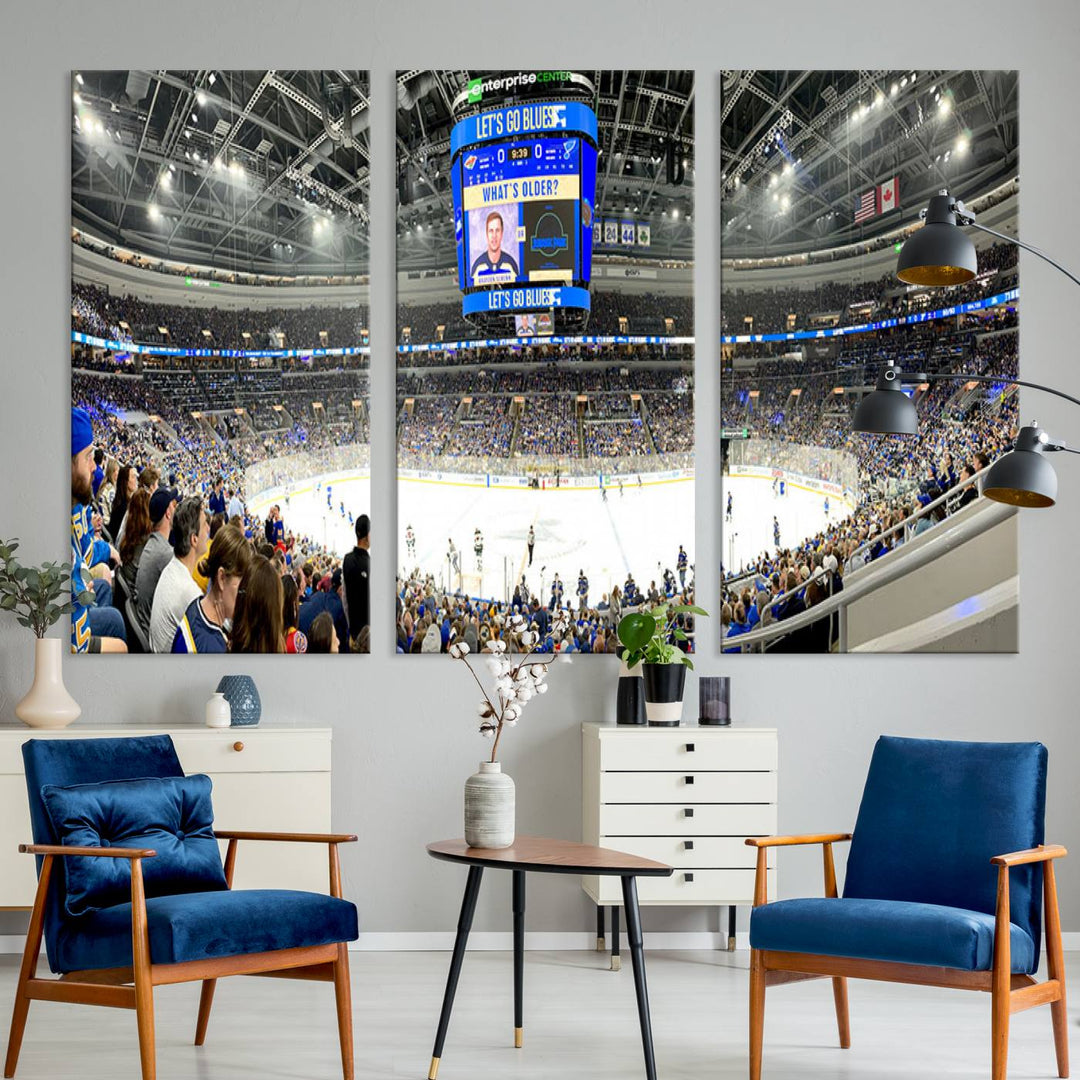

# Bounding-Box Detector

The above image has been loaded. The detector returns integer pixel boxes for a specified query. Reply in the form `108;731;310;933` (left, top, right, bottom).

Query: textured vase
15;638;81;729
616;657;646;725
205;692;231;729
217;675;261;727
464;761;515;849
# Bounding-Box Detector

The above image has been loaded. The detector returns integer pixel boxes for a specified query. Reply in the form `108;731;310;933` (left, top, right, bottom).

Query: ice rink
399;474;695;603
723;473;856;574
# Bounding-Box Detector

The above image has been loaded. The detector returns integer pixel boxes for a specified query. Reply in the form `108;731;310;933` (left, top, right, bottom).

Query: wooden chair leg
991;865;1011;1080
831;977;851;1049
131;860;156;1080
333;943;354;1080
4;856;52;1079
194;979;216;1046
1044;861;1069;1079
749;948;766;1080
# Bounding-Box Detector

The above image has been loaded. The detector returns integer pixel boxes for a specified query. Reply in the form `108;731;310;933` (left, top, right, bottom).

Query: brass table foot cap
610;956;622;972
428;1056;440;1079
595;937;605;952
727;936;737;952
514;1027;523;1049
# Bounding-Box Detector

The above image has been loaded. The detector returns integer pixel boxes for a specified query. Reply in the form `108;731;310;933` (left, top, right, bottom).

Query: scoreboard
450;100;598;330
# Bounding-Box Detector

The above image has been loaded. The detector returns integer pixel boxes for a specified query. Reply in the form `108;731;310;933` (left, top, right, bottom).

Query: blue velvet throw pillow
41;774;228;917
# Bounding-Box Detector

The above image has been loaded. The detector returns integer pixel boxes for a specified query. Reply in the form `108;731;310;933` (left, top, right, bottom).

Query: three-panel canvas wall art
69;69;1019;656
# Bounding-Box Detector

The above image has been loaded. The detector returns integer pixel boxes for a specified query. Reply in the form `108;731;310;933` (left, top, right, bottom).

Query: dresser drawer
601;836;772;870
601;770;776;804
173;730;332;774
589;868;776;906
600;803;776;837
599;731;776;772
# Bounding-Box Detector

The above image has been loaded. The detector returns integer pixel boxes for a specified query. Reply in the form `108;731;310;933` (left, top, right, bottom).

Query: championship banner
603;220;618;244
636;223;650;247
620;221;635;245
593;221;602;245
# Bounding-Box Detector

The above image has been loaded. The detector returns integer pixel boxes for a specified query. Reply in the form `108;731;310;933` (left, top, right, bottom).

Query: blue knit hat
71;407;93;457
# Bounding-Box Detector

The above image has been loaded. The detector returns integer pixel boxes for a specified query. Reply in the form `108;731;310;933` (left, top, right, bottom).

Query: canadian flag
877;176;899;215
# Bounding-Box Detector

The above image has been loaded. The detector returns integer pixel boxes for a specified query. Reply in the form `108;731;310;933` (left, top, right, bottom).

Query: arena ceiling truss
71;69;370;277
720;69;1018;257
395;69;696;270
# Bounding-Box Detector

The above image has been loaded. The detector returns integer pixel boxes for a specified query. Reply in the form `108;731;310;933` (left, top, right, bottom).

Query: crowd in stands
70;401;372;656
720;320;1020;653
73;283;369;350
720;242;1017;335
397;289;693;344
396;558;696;656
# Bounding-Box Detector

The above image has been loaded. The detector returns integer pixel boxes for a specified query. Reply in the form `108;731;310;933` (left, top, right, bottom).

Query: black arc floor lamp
855;189;1080;507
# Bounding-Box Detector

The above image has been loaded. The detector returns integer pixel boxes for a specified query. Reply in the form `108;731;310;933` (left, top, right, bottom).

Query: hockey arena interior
70;70;371;655
720;70;1019;653
395;71;696;655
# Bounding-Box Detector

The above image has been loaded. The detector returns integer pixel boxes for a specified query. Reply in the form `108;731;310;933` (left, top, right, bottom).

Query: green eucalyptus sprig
0;538;90;639
617;600;709;670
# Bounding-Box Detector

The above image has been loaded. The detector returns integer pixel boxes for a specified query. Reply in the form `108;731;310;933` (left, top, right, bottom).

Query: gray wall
1;1;1078;940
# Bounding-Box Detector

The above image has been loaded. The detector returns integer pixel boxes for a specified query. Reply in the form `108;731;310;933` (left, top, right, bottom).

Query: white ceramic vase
15;638;80;729
205;692;231;728
464;761;515;849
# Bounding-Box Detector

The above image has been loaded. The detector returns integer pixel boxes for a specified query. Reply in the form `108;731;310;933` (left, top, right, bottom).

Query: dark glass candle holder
698;676;731;726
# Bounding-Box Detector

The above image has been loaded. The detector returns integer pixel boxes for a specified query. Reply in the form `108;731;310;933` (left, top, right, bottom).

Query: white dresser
582;722;777;956
0;726;333;907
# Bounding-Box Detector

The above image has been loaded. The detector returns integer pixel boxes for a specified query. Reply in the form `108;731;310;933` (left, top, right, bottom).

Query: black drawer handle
685;742;695;752
684;840;694;851
684;775;695;785
684;873;694;883
684;808;694;818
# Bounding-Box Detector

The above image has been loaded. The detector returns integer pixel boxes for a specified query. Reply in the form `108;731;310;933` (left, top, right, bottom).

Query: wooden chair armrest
19;843;157;859
746;833;852;849
991;844;1067;867
213;831;358;844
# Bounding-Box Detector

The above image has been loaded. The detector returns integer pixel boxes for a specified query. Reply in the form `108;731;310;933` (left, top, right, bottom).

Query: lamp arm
962;219;1080;291
921;371;1080;413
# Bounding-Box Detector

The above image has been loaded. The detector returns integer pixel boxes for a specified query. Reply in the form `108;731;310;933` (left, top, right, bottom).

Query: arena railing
397;452;694;478
726;489;1012;654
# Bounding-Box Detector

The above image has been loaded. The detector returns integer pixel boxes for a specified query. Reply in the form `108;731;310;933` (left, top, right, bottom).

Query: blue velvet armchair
4;735;359;1080
747;736;1068;1080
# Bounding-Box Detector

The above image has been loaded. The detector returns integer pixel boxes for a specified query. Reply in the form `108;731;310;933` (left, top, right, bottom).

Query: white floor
2;949;1074;1079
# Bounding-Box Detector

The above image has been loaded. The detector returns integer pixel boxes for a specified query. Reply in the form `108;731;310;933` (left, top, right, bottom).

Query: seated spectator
172;524;251;653
149;496;208;653
308;611;339;654
231;555;285;653
134;488;178;633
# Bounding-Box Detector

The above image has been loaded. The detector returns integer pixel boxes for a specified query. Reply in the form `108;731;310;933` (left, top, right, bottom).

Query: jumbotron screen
450;101;598;323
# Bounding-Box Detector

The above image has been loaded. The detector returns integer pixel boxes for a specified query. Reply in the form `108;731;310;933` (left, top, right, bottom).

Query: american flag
854;189;876;224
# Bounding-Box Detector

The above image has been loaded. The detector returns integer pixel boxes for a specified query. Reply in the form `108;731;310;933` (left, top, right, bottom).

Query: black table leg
429;865;483;1080
513;870;525;1049
596;903;606;951
621;875;658;1080
610;903;621;971
728;904;737;952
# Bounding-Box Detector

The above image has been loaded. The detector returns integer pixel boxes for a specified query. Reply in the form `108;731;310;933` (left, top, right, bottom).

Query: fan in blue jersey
677;545;688;588
470;211;519;283
577;570;588;611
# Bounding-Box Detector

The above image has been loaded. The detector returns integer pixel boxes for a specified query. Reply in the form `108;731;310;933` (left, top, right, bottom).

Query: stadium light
897;189;1080;289
853;360;1080;507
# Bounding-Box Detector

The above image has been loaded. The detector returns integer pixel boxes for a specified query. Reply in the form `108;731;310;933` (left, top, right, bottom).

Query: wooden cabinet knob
232;741;245;752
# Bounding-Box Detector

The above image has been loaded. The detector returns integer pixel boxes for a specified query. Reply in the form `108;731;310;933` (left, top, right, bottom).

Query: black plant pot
616;658;647;725
642;663;686;726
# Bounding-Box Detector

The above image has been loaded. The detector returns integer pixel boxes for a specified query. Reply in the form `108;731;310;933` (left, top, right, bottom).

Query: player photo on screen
720;69;1019;655
467;204;522;286
71;69;371;656
397;70;695;658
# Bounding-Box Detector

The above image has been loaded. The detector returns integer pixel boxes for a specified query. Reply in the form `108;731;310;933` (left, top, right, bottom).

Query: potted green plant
618;601;708;726
0;538;87;728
